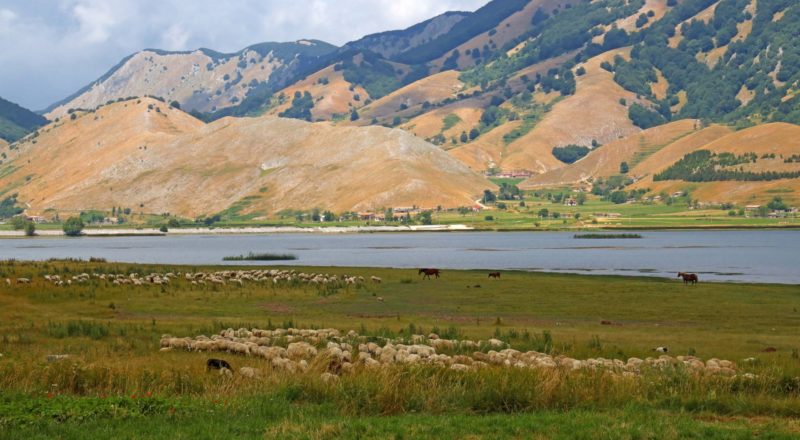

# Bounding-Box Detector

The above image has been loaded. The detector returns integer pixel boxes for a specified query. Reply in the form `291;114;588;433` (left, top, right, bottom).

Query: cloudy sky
0;0;488;111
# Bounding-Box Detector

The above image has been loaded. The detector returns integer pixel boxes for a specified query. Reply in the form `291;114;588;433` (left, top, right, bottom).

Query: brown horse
677;272;699;285
488;272;501;279
419;268;441;279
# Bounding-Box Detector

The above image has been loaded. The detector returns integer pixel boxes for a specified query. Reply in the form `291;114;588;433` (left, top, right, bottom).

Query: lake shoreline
1;223;800;238
1;230;796;284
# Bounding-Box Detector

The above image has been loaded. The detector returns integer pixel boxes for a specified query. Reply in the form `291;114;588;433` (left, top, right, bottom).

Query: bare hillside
45;41;337;120
1;99;491;217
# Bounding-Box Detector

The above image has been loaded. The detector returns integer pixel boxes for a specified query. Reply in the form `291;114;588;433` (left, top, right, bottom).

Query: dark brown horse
678;272;699;285
488;272;501;279
419;268;441;279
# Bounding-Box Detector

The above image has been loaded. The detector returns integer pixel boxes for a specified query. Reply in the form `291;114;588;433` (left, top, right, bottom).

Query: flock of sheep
160;327;743;381
18;269;376;289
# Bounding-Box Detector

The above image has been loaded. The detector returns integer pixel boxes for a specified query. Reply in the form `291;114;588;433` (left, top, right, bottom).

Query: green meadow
0;260;798;438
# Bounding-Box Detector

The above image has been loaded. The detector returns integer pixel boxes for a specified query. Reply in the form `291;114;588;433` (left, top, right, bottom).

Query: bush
23;221;35;236
159;225;168;233
63;217;84;237
10;216;26;230
628;103;666;129
552;145;590;164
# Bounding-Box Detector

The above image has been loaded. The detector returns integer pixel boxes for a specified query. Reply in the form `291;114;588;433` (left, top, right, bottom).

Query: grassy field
0;260;799;438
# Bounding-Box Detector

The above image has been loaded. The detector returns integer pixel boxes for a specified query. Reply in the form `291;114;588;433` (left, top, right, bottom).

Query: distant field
0;261;798;438
3;192;798;233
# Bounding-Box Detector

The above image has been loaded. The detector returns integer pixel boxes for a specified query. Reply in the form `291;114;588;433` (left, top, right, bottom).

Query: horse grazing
488;272;501;279
206;358;232;372
677;272;699;285
418;268;441;279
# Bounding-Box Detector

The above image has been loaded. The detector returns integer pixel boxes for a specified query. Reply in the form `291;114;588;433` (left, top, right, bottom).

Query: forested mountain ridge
0;97;48;143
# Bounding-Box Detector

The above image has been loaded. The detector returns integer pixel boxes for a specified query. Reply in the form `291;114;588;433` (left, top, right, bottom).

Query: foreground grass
3;394;799;439
0;260;798;437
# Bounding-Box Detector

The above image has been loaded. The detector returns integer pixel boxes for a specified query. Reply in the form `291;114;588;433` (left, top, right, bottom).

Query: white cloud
161;24;190;50
0;0;488;110
72;1;117;44
0;8;18;25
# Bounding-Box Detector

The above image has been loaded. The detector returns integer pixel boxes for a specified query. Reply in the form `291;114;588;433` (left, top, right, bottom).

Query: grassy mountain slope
429;0;570;71
266;64;370;121
0;97;48;142
343;12;471;59
627;122;800;204
1;98;491;217
521;119;705;188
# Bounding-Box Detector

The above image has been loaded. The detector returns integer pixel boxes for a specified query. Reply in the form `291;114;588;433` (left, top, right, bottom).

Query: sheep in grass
239;367;260;378
287;342;317;360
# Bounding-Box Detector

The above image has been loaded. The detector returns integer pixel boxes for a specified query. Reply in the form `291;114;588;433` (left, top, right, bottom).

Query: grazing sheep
320;372;339;383
653;346;669;353
239;367;260;378
370;276;382;284
4;278;10;286
16;278;31;284
377;296;384;302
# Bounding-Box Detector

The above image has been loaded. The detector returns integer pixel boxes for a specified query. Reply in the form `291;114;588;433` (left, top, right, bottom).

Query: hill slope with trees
0;97;48;142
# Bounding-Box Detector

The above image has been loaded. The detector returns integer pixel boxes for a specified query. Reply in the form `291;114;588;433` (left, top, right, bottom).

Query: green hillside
0;97;48;142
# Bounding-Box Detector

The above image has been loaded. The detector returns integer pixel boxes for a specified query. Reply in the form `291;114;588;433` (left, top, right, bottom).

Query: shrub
10;216;26;230
63;217;84;237
23;221;35;236
552;145;590;164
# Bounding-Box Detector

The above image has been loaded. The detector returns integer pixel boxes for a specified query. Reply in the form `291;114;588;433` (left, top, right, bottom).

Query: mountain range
2;0;799;217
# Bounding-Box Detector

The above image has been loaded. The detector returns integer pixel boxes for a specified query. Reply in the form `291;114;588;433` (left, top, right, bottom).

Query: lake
1;230;798;284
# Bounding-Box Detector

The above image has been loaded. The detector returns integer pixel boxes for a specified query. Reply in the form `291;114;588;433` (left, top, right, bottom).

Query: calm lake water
1;231;798;284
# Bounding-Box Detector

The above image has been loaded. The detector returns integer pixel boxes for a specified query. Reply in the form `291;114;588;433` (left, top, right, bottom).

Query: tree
460;131;469;143
482;189;497;204
63;217;84;237
10;216;26;230
24;221;35;236
538;208;549;218
767;197;788;211
169;100;181;109
416;210;433;225
552;145;590;164
350;109;360;121
609;191;628;204
620;162;629;174
469;128;480;140
576;192;587;205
